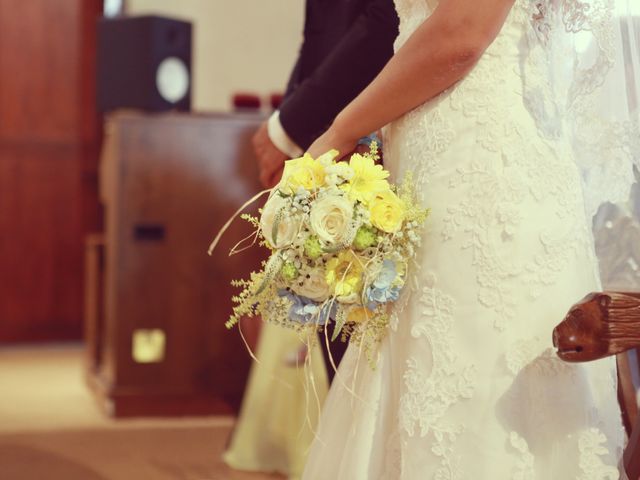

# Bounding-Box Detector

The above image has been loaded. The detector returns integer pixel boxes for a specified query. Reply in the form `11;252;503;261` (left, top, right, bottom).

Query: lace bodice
393;0;537;49
392;0;431;48
392;0;640;218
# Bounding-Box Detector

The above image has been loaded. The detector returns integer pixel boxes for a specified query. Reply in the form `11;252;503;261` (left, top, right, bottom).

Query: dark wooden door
0;0;103;342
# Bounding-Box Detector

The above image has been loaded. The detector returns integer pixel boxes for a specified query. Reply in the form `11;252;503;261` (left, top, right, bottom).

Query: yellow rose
369;190;406;233
280;153;328;193
325;251;363;302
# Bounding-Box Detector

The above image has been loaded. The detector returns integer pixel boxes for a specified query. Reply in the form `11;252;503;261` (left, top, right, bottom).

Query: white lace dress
302;1;626;478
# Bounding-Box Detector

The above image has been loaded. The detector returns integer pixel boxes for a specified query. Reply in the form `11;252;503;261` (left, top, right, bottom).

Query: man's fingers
268;167;284;188
266;154;285;172
259;161;281;188
259;168;272;188
253;120;287;188
256;153;278;174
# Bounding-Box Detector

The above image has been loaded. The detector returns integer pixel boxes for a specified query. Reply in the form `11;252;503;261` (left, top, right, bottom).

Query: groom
252;0;399;380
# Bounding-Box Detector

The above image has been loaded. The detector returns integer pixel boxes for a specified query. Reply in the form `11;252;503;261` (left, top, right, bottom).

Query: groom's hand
252;122;288;188
267;165;285;189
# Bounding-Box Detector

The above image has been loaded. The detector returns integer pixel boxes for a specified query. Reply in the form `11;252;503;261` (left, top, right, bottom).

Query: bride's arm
308;0;515;156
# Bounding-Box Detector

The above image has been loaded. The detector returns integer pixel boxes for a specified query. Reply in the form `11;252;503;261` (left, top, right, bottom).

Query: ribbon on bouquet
207;187;275;257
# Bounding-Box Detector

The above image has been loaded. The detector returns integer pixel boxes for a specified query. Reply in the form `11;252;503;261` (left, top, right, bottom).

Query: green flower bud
353;225;378;250
304;235;323;260
281;261;299;282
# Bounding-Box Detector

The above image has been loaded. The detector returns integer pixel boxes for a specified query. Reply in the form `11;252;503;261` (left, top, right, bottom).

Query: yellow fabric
223;323;328;480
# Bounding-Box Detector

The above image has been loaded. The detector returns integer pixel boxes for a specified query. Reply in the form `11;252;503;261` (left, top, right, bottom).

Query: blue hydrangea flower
357;132;383;149
278;290;335;325
365;260;401;309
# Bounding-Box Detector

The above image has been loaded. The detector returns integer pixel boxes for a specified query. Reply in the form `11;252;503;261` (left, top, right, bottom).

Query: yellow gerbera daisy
341;153;390;204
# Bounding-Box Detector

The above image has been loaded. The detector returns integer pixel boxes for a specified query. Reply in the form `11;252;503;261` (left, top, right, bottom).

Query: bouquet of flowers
210;143;428;361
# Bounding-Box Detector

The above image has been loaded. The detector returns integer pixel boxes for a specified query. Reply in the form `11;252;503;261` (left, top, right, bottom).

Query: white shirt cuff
267;111;304;158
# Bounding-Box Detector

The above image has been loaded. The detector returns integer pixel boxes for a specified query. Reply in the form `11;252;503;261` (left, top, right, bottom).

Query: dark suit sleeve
278;0;399;150
283;53;303;99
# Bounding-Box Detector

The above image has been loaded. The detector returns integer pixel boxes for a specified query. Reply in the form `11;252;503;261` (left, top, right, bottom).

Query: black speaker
97;15;192;112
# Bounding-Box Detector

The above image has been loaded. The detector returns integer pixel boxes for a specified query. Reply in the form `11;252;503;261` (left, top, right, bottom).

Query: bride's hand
307;126;359;160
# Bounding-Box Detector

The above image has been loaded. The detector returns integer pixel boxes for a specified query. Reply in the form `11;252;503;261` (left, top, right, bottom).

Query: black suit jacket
279;0;399;150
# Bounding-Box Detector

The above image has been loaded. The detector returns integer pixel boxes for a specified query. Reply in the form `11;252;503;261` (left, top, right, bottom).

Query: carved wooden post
554;291;640;480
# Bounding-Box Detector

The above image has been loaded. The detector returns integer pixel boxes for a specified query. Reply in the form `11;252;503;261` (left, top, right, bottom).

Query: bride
302;0;639;478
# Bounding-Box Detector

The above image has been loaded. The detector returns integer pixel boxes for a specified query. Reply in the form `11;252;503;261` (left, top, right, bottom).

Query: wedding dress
302;0;638;478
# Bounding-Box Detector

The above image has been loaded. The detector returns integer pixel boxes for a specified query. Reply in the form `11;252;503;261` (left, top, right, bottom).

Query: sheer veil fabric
301;1;638;479
523;0;640;217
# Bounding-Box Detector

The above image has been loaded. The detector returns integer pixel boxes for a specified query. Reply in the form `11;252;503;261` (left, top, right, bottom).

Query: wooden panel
0;0;80;144
0;0;103;343
78;2;103;147
0;148;84;341
0;0;103;146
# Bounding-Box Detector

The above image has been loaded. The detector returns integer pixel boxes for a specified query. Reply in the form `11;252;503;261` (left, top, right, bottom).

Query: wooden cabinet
88;112;264;416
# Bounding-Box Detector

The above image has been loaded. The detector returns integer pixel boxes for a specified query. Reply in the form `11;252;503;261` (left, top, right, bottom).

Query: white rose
310;194;355;246
260;194;301;248
325;162;354;182
291;268;332;302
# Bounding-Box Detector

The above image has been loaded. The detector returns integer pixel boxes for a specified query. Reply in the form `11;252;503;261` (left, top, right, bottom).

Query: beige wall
127;0;305;112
